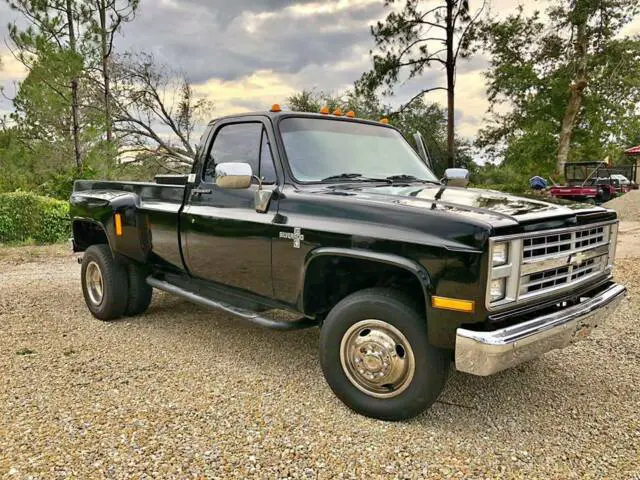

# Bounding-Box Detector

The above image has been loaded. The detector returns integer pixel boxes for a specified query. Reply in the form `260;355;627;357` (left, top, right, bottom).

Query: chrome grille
521;266;570;294
488;220;618;310
523;226;605;260
520;254;607;298
519;224;611;300
575;226;606;248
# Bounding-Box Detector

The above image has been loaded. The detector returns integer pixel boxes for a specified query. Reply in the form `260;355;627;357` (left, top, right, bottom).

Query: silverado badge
279;228;304;248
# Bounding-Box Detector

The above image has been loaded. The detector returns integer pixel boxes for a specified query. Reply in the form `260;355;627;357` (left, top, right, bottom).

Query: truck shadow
139;294;612;431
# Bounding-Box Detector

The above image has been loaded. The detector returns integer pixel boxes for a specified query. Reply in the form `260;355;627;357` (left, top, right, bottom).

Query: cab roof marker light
345;110;355;118
333;108;343;116
270;103;282;112
380;117;389;124
319;105;329;115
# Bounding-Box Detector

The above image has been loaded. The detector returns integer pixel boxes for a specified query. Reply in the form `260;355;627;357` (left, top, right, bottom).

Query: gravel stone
1;241;640;479
603;189;640;221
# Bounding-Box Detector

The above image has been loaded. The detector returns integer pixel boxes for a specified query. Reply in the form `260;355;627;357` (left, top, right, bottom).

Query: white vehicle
595;174;631;186
611;174;631;185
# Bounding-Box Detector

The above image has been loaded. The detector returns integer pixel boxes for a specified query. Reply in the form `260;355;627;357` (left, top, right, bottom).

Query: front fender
298;246;432;315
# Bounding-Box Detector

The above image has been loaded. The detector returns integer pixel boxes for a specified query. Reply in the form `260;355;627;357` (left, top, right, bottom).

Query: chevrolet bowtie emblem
279;227;304;248
569;251;586;265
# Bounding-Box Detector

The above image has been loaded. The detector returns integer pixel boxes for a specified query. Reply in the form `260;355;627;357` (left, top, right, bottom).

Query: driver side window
203;122;262;183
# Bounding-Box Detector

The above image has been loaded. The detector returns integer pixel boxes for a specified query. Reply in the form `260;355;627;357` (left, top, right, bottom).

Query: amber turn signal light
431;296;474;313
114;213;123;236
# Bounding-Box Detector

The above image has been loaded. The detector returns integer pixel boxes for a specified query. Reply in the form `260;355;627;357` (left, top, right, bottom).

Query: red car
550;161;625;204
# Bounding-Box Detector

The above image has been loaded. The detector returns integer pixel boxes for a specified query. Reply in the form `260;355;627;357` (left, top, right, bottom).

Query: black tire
125;262;153;316
319;288;449;421
599;189;612;203
81;244;129;321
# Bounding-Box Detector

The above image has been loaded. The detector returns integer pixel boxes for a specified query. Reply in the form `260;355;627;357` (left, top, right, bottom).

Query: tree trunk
445;0;455;169
70;78;81;171
98;0;113;144
556;6;588;175
446;67;455;169
66;0;82;172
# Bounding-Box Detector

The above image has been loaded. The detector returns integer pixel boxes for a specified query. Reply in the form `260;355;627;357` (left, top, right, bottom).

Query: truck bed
72;180;186;269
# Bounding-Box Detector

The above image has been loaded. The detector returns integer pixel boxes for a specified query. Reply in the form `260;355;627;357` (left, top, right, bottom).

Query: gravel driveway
1;238;639;479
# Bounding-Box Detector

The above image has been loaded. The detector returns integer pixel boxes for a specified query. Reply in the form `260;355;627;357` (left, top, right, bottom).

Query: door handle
191;188;212;195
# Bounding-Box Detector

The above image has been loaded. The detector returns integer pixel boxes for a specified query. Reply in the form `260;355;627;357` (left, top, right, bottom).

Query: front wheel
319;288;449;421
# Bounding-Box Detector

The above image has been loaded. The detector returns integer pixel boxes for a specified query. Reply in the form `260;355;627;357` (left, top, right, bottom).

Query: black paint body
70;112;617;348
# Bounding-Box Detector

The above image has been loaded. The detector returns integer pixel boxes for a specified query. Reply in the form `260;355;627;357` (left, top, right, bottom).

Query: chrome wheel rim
340;319;415;398
85;261;104;306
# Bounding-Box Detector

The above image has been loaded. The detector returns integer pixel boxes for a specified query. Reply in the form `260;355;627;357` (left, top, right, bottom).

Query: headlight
490;278;506;302
492;242;509;266
487;238;519;308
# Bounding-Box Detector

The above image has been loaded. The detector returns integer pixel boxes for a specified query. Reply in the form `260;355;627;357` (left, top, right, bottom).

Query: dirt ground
0;224;639;479
617;221;640;258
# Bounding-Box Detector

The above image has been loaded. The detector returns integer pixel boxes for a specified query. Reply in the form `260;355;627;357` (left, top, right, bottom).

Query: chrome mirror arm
252;175;264;190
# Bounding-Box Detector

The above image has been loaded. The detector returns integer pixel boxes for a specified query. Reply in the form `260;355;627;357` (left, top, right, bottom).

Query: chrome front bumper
455;283;627;376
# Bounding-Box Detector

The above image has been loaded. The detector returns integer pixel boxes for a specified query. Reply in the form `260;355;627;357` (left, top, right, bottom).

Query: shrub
0;192;70;244
37;166;99;201
472;164;531;195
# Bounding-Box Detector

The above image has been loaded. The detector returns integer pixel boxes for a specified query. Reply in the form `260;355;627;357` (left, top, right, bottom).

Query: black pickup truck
70;109;626;420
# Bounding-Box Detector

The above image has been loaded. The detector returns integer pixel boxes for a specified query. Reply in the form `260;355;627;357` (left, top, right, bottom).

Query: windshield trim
274;114;438;186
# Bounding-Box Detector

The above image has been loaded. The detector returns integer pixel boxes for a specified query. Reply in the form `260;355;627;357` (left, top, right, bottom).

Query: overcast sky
1;0;639;141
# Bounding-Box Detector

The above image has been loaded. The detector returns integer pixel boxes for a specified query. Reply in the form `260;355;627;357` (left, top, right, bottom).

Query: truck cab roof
207;110;394;129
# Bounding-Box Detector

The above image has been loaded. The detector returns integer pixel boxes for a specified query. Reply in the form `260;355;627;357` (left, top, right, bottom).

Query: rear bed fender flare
72;218;112;251
70;192;150;262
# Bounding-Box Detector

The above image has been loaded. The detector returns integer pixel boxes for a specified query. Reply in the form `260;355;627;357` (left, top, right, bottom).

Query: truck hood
316;183;607;228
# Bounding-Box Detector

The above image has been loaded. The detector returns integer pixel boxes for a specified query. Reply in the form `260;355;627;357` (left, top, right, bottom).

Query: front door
181;117;280;297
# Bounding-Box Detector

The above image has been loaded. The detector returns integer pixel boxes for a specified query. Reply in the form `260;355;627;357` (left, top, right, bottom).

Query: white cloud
192;69;298;116
622;14;640;36
288;0;380;17
0;49;26;115
0;50;27;82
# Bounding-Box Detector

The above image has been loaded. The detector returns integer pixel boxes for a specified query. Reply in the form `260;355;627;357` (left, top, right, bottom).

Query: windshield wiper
385;174;440;184
321;173;392;183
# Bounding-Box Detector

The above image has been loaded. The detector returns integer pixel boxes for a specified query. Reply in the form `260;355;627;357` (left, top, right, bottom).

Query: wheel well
303;256;427;320
73;220;108;251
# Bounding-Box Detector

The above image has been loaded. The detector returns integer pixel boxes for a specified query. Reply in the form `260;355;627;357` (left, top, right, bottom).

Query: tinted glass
204;123;262;182
279;118;438;183
259;129;277;184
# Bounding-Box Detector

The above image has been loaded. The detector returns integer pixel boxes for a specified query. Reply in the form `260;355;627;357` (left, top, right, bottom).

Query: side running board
146;277;317;331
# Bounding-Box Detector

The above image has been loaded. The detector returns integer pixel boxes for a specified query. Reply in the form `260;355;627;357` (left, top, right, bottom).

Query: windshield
279;117;439;183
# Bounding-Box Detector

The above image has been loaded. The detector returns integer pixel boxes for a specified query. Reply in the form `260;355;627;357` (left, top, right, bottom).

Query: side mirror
443;168;469;187
215;162;253;189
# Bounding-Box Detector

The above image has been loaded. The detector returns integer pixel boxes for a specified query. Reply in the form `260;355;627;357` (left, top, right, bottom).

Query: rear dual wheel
81;244;152;320
125;259;153;316
320;288;449;421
